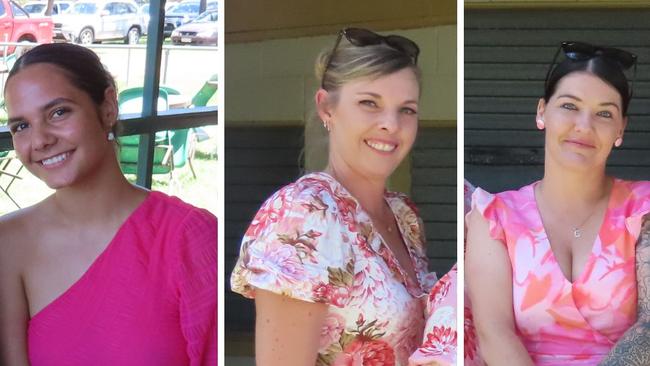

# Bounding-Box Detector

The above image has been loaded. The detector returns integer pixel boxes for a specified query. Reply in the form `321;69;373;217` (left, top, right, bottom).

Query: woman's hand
465;209;535;366
255;289;328;366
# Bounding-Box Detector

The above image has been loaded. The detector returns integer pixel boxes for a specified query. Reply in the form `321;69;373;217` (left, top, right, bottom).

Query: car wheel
77;28;94;45
125;27;140;45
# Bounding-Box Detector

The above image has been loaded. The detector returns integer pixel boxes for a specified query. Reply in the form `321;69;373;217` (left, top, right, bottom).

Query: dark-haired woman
0;43;216;365
466;42;650;365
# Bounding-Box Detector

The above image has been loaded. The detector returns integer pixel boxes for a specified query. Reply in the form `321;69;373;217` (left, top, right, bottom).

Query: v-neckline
530;180;616;285
314;172;424;295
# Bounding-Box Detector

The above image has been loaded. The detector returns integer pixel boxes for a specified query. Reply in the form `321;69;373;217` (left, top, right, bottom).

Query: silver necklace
571;202;603;238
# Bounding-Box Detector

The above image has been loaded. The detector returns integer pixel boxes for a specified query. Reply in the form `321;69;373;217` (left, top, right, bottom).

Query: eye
597;110;613;118
561;103;578;111
401;107;418;115
359;100;378;108
50;107;69;119
9;122;28;134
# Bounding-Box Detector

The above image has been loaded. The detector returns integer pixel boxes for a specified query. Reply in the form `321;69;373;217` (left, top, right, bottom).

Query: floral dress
231;172;437;365
471;179;650;365
409;179;482;366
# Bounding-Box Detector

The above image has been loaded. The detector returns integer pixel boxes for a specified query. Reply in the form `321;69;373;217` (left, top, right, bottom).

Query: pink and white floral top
231;172;436;365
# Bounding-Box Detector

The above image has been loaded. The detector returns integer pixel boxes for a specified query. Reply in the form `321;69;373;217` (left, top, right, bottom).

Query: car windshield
24;3;46;14
168;3;198;15
192;11;216;23
72;2;97;14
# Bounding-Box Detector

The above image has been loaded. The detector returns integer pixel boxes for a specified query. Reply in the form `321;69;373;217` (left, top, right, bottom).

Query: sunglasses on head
321;28;420;89
544;41;637;96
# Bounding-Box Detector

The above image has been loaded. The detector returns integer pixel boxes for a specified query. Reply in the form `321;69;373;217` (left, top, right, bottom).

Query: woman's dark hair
544;56;631;116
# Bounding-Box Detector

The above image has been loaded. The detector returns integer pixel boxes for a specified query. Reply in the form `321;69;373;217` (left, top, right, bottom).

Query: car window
73;3;98;14
126;3;137;13
105;3;117;15
194;11;217;23
169;3;198;15
0;2;5;17
24;3;46;14
207;2;217;11
11;2;28;17
59;3;70;13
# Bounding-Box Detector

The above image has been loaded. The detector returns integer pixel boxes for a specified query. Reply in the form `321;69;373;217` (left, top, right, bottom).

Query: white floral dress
231;172;437;365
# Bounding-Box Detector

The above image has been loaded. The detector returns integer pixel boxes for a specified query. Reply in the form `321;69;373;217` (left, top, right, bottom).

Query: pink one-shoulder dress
27;191;217;366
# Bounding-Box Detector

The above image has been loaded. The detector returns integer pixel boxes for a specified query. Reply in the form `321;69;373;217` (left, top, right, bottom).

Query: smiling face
5;63;117;189
318;67;419;182
538;71;627;171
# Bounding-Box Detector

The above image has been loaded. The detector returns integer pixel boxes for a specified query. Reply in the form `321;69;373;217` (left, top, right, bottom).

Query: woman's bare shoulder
0;200;51;262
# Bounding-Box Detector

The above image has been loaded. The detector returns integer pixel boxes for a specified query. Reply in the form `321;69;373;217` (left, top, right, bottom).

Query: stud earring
614;137;623;147
536;118;545;130
107;131;115;141
323;120;330;132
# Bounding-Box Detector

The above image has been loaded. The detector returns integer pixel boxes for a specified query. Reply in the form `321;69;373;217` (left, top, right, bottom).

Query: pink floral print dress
471;179;650;365
231;172;437;365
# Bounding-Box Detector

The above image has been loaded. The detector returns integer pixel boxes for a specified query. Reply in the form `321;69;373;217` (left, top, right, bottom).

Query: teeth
41;152;69;166
366;140;396;152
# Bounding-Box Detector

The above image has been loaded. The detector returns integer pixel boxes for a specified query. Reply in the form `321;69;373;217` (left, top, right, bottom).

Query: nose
31;122;56;151
378;111;400;133
574;111;594;132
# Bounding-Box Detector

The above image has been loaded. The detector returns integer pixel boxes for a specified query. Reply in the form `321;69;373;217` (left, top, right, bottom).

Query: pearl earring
615;137;623;147
536;118;545;130
107;132;115;141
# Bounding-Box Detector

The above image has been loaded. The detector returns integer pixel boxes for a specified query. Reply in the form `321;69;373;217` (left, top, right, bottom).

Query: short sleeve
409;265;458;366
468;187;506;244
622;180;650;240
230;183;354;308
174;208;217;366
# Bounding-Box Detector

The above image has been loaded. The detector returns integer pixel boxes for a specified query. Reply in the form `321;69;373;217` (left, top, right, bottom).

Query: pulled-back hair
544;56;631;116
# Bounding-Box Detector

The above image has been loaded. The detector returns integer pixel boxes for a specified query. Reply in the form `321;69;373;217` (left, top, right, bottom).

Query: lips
365;139;397;153
39;151;72;167
564;138;596;148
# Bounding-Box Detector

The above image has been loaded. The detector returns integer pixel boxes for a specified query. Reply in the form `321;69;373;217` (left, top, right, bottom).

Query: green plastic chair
191;74;217;107
118;88;176;177
118;87;197;179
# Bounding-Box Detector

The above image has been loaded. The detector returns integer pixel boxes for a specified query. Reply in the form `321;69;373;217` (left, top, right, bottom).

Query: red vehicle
0;0;53;55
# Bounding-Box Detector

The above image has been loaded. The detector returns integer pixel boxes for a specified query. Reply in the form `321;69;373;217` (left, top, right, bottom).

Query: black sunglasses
321;28;420;89
545;41;637;96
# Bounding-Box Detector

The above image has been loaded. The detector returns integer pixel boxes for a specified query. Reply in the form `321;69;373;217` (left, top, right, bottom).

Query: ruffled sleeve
174;208;217;366
621;180;650;241
409;265;458;366
230;181;355;307
469;187;506;244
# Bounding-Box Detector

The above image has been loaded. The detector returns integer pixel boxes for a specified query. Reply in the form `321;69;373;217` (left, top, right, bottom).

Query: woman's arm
598;216;650;366
465;209;535;366
255;289;328;366
0;239;30;365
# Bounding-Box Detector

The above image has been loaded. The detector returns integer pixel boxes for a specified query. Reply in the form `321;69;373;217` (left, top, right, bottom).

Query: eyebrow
7;97;76;124
556;94;620;111
356;91;418;105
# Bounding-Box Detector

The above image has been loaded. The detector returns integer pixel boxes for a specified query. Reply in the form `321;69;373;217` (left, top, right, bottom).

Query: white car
56;0;146;44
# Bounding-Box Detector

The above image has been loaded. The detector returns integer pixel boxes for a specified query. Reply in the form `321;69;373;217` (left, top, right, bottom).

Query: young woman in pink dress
0;43;216;365
231;28;440;365
466;41;650;365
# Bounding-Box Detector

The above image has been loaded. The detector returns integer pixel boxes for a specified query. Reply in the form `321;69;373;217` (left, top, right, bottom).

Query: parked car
23;1;73;16
164;0;216;37
170;9;216;46
0;0;53;55
55;0;146;44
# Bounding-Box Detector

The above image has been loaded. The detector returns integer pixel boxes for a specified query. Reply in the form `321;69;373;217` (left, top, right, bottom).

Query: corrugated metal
465;9;650;192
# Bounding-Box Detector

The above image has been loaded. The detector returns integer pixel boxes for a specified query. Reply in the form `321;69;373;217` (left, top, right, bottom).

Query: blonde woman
231;28;439;365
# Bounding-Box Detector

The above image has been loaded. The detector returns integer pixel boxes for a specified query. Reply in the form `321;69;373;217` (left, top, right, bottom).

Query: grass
0;126;217;216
